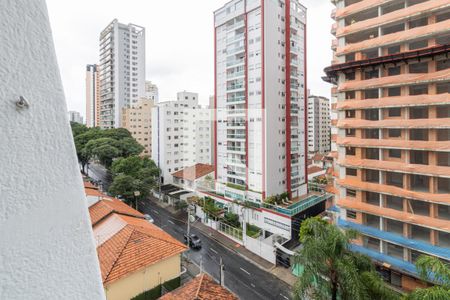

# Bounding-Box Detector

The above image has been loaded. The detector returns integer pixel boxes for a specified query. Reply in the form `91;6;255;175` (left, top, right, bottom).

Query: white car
144;214;154;223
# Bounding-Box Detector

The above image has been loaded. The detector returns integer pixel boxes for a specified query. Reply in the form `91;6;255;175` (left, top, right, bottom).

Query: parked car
184;233;202;249
144;214;154;223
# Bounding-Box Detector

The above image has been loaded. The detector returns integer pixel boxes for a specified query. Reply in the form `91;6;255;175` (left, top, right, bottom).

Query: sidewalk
150;197;298;286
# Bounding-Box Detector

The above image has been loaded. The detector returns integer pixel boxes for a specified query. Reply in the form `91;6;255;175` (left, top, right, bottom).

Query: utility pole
220;257;225;286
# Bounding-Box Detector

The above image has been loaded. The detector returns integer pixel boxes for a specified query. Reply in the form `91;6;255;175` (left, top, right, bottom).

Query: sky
46;0;333;117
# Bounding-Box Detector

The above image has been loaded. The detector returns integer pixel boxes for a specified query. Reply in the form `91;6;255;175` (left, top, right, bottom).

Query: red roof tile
89;198;144;226
308;166;324;174
159;274;238;300
312;154;325;161
97;214;187;285
172;164;214;181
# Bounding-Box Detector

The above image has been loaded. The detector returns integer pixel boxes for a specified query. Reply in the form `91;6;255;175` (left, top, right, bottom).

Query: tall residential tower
86;64;100;127
99;19;146;129
325;0;450;291
214;0;307;203
307;95;331;155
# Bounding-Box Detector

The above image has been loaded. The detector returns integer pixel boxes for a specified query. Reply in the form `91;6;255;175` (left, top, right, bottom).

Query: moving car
184;233;202;249
144;214;154;223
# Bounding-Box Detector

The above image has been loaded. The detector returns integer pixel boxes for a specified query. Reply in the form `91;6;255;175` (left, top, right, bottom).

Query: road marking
168;220;175;225
250;283;256;288
280;293;289;300
152;210;160;215
240;267;250;275
210;248;218;254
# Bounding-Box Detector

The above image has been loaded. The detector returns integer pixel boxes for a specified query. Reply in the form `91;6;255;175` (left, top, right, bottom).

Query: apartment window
410;150;429;165
365;192;380;206
387;45;401;55
438;231;450;248
345;110;356;118
409;17;428;29
345;91;356;99
387;243;404;260
388;129;402;138
388;87;401;97
386;195;403;211
346;147;356;156
438;178;450;194
410;129;428;141
364;69;379;80
409;84;428;95
437;152;450;167
364;109;379;120
346;210;357;219
386;172;403;188
345;72;356;81
364;89;379;99
437;59;450;71
346;168;357;176
387;107;401;117
411;225;430;243
389;149;402;158
365;214;380;229
411;175;430;192
345;188;357;198
387;66;401;76
437;129;450;141
386;219;403;235
346;53;355;62
437;105;450;118
365;129;379;139
407;200;430;216
437;82;450;94
438;204;450;221
409;62;428;74
365;148;379;160
409;39;428;50
346;128;356;137
365;169;379;183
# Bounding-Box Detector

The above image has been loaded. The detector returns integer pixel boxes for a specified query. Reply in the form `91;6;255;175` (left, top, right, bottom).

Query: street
139;199;293;300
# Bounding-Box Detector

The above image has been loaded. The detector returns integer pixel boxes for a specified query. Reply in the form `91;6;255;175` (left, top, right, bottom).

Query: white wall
0;1;105;298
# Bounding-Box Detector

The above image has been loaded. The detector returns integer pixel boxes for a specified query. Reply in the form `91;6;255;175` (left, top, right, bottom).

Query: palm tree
405;255;450;299
293;217;399;300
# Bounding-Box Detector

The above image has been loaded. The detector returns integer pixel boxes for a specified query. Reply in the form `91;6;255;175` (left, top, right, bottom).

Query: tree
84;138;121;168
108;174;138;201
116;137;144;157
293;217;399;300
406;255;450;299
70;122;88;137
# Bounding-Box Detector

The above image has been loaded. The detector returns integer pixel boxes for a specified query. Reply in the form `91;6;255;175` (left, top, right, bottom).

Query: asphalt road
87;163;112;190
139;199;293;300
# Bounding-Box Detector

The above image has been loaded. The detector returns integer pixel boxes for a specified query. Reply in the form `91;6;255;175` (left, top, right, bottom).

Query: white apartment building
68;111;84;124
86;64;100;128
145;81;159;102
98;19;146;129
307;95;331;155
214;0;307;203
152;92;212;184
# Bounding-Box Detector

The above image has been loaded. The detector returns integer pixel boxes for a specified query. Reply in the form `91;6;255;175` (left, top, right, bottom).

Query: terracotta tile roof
160;274;238;300
89;198;144;226
308;166;324;174
84;181;97;189
172;164;214;181
96;214;187;285
312;154;325;161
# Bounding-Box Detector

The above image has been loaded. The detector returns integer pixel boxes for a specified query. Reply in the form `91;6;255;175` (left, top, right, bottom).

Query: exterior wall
0;0;104;298
145;81;159;102
328;0;450;290
308;95;331;155
99;19;146;129
68;110;84;124
86;64;99;127
104;255;181;300
214;0;307;203
152;92;212;184
122;98;155;156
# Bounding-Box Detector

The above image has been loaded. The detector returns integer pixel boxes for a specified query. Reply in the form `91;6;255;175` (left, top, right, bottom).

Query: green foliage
202;197;222;216
175;200;188;211
405;255;450;299
246;223;261;238
70;122;89;137
293;217;399;300
131;284;162;300
226;182;246;191
163;276;181;292
223;212;240;228
264;193;289;205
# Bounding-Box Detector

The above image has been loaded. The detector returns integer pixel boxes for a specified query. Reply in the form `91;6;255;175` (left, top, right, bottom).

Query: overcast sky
46;0;333;117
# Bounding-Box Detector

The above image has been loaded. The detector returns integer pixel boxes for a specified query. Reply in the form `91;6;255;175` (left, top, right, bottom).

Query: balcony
226;33;244;44
331;23;337;35
226;58;244;68
227;146;245;152
227;133;246;140
227;96;246;103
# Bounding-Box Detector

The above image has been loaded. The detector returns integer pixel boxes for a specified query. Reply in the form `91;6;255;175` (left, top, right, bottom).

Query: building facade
122;98;156;157
325;0;450;291
145;81;159;102
152;92;212;184
214;0;308;203
68;111;84;124
86;64;100;127
307;95;331;155
99;19;146;129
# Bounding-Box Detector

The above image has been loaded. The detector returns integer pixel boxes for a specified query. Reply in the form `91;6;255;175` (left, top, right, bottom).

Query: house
159;274;238;300
85;185;187;300
172;163;215;192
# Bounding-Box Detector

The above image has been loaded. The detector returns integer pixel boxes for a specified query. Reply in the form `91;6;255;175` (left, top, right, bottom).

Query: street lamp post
134;191;141;211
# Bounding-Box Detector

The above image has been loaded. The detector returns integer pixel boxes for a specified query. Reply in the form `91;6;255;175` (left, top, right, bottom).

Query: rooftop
89;197;144;226
172;163;214;181
159;274;238;300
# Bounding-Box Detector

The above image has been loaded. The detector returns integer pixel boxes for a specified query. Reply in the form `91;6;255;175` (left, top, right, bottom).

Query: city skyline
46;0;333;118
